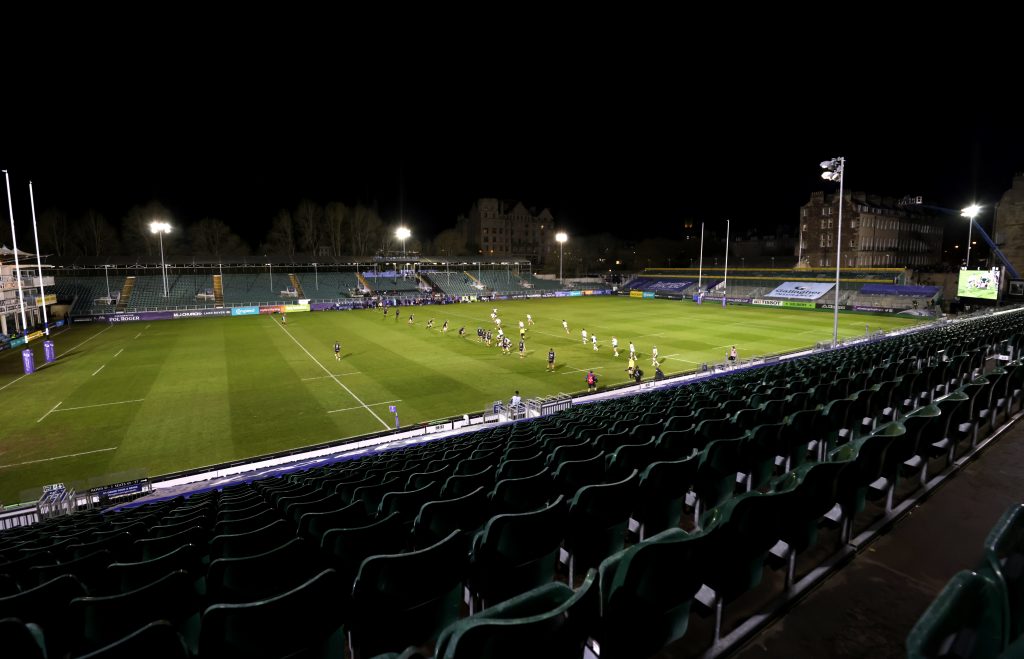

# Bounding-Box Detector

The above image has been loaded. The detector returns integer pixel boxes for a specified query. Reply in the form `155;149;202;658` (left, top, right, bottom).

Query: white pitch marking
145;325;151;329
92;364;105;376
65;324;114;355
273;319;390;430
327;399;402;414
0;374;28;392
0;447;118;470
36;401;62;423
114;348;124;358
561;366;606;374
134;333;142;339
302;372;362;381
54;399;145;413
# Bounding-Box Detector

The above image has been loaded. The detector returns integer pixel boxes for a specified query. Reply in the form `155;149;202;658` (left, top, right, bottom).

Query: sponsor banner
25;330;44;342
582;290;594;295
642;291;656;299
704;296;753;304
282;304;310;313
231;306;259;316
766;282;835;300
73;316;96;323
818;303;849;311
629;290;644;298
568;291;583;297
781;301;816;309
171;309;231;319
752;299;783;306
10;336;26;348
260;305;284;314
852;305;896;313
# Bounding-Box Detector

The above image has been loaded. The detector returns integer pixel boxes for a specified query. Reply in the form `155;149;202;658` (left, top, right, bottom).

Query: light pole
961;204;981;269
267;262;273;292
103;265;111;300
312;262;319;291
722;219;730;307
820;157;845;348
396;227;411;258
149;221;172;297
697;222;705;291
555;231;568;286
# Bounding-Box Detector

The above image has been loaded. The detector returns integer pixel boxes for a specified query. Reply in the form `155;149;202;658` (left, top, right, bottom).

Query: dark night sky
2;29;1020;250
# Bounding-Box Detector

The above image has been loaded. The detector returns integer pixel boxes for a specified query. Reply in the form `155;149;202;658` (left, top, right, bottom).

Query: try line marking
0;447;118;470
328;399;402;414
272;319;390;430
37;398;145;423
92;364;106;376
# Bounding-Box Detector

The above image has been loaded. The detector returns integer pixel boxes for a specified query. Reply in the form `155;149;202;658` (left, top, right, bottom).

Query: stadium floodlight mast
722;219;730;308
961;204;981;269
149;221;172;297
29;182;49;334
555;231;568;286
697;222;704;292
396;227;411;258
3;170;29;332
820;157;845;348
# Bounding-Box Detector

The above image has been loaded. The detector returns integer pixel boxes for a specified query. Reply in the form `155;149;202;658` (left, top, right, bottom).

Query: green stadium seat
985;504;1024;642
413;486;490;549
378;480;443;524
489;468;553;515
73;620;189;659
552;453;606;499
495;452;546;481
199;569;345;659
134;527;208;562
0;550;57;591
320;512;408;598
468;497;567;612
210;518;294;560
211;507;280;537
27;549;112;594
107;543;203;595
406;464;453;490
563;470;638;583
207;537;322;604
633;455;698;540
441;465;495;499
349;530;469;658
0;574;85;657
297;501;367;545
69;570;199;655
434;569;597;659
596;528;708;659
0;617;46;659
604;439;656;481
906;568;1006;659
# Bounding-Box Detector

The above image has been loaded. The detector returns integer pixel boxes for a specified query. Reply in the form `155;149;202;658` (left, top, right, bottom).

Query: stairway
464;271;486;290
356;271;373;294
212;274;224;306
115;276;135;311
288;274;305;298
416;272;440;294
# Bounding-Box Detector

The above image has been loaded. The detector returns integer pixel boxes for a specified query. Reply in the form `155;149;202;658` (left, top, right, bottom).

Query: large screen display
958;268;1000;300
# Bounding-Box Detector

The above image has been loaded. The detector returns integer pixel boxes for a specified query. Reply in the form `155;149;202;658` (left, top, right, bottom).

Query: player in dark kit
547;348;556;371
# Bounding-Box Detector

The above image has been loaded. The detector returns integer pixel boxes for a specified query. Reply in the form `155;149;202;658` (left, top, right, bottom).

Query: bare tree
324;201;350;257
266;209;296;260
39;208;71;257
190;218;246;259
121;201;173;258
349;204;383;257
432;228;467;258
294;199;323;257
76;210;118;257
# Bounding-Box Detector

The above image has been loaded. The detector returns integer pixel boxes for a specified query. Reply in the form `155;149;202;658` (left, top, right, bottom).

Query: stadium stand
294;272;363;299
2;309;1023;657
125;275;214;310
363;272;422;294
52;276;124;315
421;272;483;298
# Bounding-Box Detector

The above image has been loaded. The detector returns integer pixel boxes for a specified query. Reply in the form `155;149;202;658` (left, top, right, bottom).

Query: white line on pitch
114;348;124;357
145;325;151;329
92;364;105;376
66;324;114;354
0;374;28;392
662;356;701;364
0;447;118;470
273;319;390;430
134;333;141;339
302;372;361;381
36;401;62;423
561;366;606;374
328;399;402;414
54;399;145;413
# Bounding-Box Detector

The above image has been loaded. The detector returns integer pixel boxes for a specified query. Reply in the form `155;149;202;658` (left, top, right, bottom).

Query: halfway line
0;447;118;470
302;372;361;381
272;320;390;430
36;401;62;423
55;399;145;413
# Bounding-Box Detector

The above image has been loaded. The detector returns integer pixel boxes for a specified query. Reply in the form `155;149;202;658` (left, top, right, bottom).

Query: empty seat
434;569;597;659
633;456;698;540
207;537;322;604
73;620;189;659
0;617;46;659
297;501;367;545
349;530;469;658
563;470;638;583
27;549;112;594
906;568;1006;659
199;569;345;659
107;543;203;594
209;519;294;560
0;574;86;658
488;468;552;515
413;486;490;549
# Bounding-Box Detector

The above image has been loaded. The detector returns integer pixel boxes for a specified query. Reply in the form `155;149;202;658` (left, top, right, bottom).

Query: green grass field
0;297;924;504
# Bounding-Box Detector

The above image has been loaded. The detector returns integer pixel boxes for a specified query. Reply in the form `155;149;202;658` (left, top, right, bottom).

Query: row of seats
907;503;1024;658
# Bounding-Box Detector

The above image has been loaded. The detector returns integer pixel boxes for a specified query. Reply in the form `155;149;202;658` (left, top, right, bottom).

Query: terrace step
212;274;224;306
356;271;373;294
115;276;136;311
288;274;305;298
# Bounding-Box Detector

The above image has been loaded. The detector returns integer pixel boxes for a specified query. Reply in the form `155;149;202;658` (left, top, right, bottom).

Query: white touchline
134;333;141;339
36;401;62;423
0;447;118;470
65;324;114;355
302;372;362;381
114;348;124;357
54;399;145;413
0;374;28;392
561;366;606;374
327;399;402;414
92;364;105;376
273;319;390;430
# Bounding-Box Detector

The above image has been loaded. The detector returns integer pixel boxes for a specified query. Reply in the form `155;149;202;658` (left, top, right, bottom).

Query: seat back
906;568;1006;659
413;486;489;549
